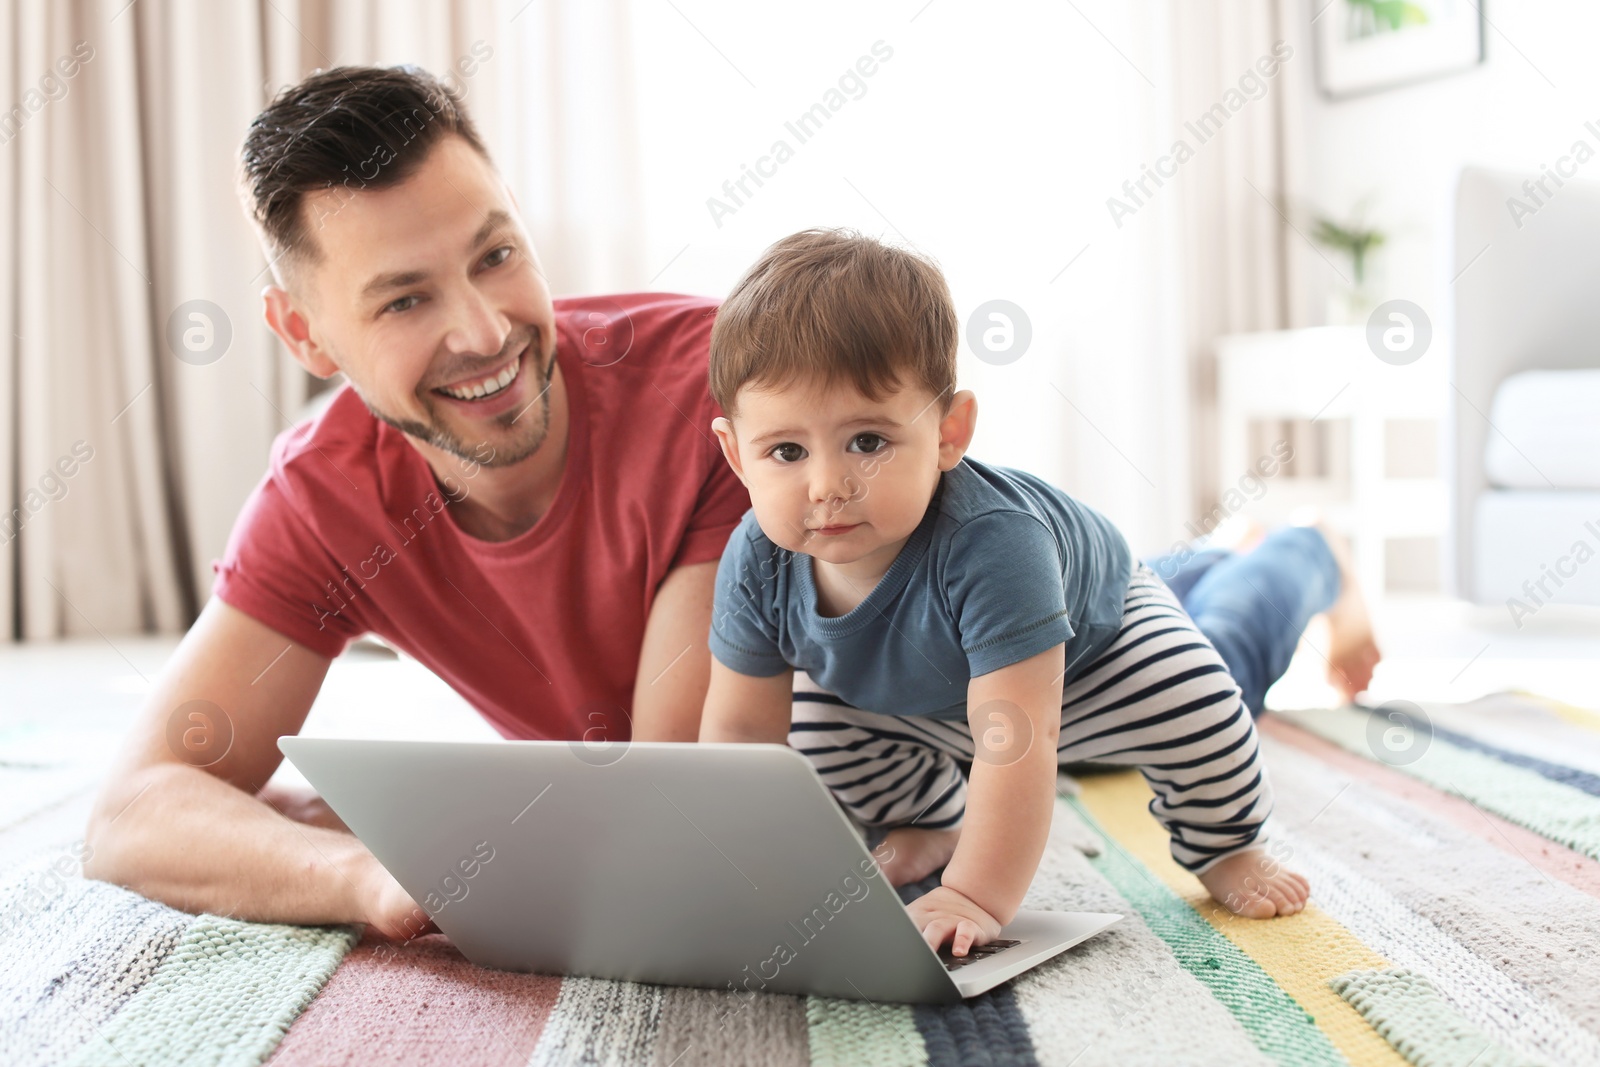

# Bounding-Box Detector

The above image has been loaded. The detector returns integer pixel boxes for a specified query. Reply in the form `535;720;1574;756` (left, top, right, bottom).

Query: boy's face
713;378;977;569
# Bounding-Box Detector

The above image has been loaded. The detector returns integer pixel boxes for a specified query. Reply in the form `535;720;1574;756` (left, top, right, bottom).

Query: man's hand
906;884;1003;957
360;857;439;942
256;782;350;833
84;599;370;927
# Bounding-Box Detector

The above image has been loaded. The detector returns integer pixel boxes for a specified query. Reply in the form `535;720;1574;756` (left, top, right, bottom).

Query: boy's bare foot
876;826;962;887
1196;849;1310;918
1305;519;1382;702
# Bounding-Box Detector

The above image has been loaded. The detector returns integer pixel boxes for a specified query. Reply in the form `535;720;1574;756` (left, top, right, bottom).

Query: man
83;66;747;938
84;64;1379;940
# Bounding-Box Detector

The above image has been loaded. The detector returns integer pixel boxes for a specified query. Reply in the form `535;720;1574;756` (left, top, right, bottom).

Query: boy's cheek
743;477;794;524
741;493;789;545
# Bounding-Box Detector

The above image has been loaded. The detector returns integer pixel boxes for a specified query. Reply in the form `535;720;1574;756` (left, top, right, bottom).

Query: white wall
615;2;1600;555
623;0;1194;552
1287;1;1600;337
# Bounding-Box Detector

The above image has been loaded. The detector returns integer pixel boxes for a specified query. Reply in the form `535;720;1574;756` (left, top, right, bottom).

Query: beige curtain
2;0;635;640
1169;0;1304;520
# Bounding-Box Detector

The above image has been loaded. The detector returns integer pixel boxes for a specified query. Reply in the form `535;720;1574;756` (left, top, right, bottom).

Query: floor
3;594;1596;869
1270;594;1600;712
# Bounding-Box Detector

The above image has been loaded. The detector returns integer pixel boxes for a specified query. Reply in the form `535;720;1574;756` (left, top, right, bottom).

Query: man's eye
770;443;806;463
848;433;887;454
482;246;514;269
385;295;421;314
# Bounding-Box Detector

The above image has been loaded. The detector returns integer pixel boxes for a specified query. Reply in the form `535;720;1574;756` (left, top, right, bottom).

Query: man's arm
83;598;423;938
630;561;718;742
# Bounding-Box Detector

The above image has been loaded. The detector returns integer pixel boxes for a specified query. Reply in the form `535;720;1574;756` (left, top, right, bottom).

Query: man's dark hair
240;64;490;273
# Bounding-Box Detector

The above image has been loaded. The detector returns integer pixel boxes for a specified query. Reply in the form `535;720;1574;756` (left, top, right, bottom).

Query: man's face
282;135;557;467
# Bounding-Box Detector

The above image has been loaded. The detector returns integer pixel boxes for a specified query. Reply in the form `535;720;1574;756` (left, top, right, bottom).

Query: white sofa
1452;167;1600;609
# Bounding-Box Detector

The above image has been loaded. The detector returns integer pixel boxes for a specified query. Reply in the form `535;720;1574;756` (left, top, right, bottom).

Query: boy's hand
906;885;1003;957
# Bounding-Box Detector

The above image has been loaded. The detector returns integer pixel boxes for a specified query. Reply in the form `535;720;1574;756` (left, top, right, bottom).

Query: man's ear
711;416;749;486
262;285;340;379
937;390;979;471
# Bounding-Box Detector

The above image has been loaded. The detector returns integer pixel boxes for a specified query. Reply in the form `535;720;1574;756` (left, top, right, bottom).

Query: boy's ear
262;285;340;379
711;416;749;486
937;390;978;471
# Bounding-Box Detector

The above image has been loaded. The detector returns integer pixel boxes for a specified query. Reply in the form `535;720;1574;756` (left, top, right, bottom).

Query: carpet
5;692;1600;1065
0;863;354;1066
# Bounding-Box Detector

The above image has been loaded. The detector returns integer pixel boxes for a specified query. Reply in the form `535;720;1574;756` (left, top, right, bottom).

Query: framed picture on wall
1314;0;1485;99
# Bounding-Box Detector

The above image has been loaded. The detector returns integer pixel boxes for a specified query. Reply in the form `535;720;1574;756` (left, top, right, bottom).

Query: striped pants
788;565;1272;873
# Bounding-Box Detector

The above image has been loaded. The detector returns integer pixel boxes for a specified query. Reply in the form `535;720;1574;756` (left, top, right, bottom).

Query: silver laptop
277;736;1121;1003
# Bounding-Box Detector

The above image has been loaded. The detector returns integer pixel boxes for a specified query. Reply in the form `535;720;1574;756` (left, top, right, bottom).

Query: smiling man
82;66;747;937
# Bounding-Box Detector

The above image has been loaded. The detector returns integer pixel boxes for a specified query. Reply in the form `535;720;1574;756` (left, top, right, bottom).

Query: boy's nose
808;459;857;510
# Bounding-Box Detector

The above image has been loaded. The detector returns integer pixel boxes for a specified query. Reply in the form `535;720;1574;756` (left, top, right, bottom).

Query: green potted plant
1313;210;1386;323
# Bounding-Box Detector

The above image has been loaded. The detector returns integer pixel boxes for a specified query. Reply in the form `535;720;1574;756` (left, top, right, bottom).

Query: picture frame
1313;0;1486;99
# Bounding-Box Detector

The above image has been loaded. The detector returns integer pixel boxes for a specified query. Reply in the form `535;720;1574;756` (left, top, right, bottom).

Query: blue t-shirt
708;457;1134;720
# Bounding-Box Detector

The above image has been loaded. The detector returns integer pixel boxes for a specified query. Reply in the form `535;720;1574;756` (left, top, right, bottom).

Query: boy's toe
1262;884;1293;915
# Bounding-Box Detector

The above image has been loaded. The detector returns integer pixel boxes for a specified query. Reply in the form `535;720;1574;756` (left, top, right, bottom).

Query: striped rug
7;692;1600;1065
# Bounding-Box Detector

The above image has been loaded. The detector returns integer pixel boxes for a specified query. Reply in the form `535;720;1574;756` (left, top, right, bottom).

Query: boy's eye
482;246;513;269
848;433;887;454
384;295;421;314
770;443;806;463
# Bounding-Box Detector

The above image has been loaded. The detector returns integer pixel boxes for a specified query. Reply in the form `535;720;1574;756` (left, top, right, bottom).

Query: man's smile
433;345;526;402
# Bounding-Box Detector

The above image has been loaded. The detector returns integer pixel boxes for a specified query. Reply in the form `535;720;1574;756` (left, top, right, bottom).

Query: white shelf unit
1214;326;1446;596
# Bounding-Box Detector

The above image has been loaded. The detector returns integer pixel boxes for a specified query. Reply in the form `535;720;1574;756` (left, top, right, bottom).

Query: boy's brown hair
709;229;958;415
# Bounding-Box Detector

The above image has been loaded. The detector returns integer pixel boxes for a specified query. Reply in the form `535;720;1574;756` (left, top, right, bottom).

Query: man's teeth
440;358;520;400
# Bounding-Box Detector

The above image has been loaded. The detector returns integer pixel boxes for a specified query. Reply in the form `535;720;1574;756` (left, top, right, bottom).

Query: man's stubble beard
361;337;558;469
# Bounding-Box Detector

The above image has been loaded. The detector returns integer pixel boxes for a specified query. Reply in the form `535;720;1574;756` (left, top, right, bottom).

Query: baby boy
699;229;1308;955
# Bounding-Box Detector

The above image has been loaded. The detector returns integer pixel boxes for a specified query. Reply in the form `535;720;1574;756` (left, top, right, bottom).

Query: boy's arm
909;643;1064;952
699;658;795;744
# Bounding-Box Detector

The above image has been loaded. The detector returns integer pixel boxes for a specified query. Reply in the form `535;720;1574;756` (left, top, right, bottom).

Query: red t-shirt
212;293;749;741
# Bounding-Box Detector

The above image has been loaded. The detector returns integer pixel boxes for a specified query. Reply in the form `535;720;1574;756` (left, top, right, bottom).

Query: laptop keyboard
939;938;1022;971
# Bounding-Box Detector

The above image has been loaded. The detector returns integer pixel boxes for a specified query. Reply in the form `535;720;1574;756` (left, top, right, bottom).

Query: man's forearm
84;761;376;926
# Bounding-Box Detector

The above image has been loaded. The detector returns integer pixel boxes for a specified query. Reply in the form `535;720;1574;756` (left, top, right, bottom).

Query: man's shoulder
263;385;391;505
553;292;724;414
554;291;719;363
554;291;719;318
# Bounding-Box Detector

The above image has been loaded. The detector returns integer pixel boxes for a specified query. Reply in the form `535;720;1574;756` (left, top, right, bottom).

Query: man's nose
444;285;511;358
